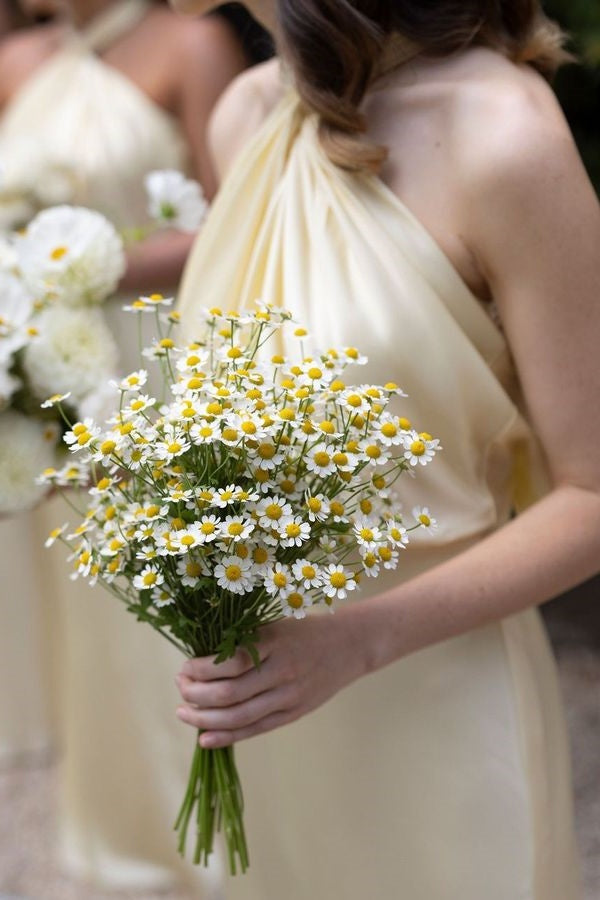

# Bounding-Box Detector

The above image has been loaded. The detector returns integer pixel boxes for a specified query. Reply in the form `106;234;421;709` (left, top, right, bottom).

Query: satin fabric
0;3;217;893
177;90;581;899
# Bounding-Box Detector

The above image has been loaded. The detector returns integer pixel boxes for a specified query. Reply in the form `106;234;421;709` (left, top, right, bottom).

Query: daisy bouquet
40;300;440;873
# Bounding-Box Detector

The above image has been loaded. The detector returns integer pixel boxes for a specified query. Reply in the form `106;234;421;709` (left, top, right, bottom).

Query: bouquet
40;300;440;873
0;205;124;513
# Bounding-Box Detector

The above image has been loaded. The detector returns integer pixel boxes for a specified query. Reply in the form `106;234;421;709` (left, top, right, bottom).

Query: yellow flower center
287;592;304;610
333;452;348;466
200;522;216;535
206;402;223;416
265;503;283;521
319;421;335;434
379;547;393;562
273;572;287;588
364;553;377;569
329;572;347;589
285;523;301;538
307;367;322;379
253;547;268;564
410;440;426;456
50;245;68;261
222;428;239;442
345;347;359;359
301;565;316;579
398;417;411;430
313;451;330;467
360;499;373;515
101;440;116;455
419;514;431;527
365;445;381;459
346;394;362;408
258;443;276;460
143;572;157;586
228;522;244;536
227;347;242;359
242;421;257;434
225;564;242;581
186;562;202;578
167;442;182;455
307;497;322;513
359;528;374;542
159;338;174;349
180;535;196;546
330;501;345;517
381;423;397;438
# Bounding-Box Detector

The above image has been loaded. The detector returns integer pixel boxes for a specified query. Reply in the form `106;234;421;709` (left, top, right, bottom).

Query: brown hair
276;0;570;172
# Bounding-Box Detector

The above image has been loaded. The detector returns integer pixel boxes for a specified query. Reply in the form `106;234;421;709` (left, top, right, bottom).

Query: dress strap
71;0;150;54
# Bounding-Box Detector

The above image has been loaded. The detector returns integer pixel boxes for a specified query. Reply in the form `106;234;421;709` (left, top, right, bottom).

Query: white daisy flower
249;542;274;574
220;514;255;543
133;565;164;592
155;429;190;461
123;293;174;313
152;588;175;608
278;516;311;548
304;493;330;522
281;588;312;620
292;560;323;590
256;495;293;530
353;518;383;551
118;370;148;392
17;205;125;306
403;431;440;467
374;414;406;447
213;485;239;508
360;550;381;578
386;521;410;548
412;506;438;534
322;564;357;601
44;522;69;548
176;555;206;588
136;544;159;562
190;420;219;445
263;561;293;596
305;443;336;477
342;346;368;366
377;545;400;570
214;555;254;595
145;170;208;233
357;440;390;467
40;392;72;409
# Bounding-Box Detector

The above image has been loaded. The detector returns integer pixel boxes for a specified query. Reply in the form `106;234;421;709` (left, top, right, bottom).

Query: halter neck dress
176;88;581;900
0;3;214;893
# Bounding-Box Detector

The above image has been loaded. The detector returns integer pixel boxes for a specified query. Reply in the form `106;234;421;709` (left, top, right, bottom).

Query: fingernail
176;706;187;720
200;734;216;748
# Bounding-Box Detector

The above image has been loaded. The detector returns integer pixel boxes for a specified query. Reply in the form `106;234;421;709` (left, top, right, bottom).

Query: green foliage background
544;0;600;191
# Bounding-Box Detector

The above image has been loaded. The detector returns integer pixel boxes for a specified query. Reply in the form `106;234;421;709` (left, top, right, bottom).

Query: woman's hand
176;611;369;748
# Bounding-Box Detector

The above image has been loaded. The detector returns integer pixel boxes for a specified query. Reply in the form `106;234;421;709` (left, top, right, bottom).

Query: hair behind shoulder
276;0;572;173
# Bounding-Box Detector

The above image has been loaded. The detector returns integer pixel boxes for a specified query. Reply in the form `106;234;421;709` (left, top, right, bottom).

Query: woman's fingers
198;709;299;749
180;642;269;682
177;660;272;709
176;682;298;733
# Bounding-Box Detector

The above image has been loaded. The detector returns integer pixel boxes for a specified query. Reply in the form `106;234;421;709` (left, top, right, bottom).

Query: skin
172;1;600;750
0;0;250;292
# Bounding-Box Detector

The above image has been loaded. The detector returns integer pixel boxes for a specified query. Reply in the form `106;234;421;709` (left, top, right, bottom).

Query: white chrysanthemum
0;236;19;273
145;170;208;233
0;271;34;360
22;306;118;407
0;367;21;409
0;411;57;513
17;206;125;306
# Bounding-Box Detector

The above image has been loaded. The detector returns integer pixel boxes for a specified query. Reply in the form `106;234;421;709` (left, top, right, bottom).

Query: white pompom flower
145;170;208;233
0;410;58;513
22;306;119;407
17;205;125;306
0;270;35;361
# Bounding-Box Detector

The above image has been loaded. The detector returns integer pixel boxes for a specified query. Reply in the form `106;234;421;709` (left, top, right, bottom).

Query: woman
173;1;600;898
0;1;270;892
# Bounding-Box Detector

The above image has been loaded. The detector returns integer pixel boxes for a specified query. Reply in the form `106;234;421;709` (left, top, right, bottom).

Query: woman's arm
176;78;600;749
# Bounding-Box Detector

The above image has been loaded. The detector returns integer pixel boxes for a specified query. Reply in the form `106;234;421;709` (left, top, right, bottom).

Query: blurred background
539;5;600;900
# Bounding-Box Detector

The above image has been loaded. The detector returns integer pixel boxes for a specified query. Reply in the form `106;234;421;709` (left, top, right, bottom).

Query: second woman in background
0;0;271;892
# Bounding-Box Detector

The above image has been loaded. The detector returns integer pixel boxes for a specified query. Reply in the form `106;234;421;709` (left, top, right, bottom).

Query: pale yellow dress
177;90;582;899
0;2;217;893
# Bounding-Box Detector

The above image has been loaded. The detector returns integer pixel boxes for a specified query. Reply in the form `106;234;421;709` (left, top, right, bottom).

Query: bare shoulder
208;58;285;181
0;24;63;106
442;50;584;194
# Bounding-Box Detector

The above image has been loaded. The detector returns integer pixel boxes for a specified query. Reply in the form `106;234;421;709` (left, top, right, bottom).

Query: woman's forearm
119;230;196;295
352;483;600;675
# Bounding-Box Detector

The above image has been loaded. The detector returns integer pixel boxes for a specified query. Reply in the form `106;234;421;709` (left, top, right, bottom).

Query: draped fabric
177;90;581;899
0;3;217;893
